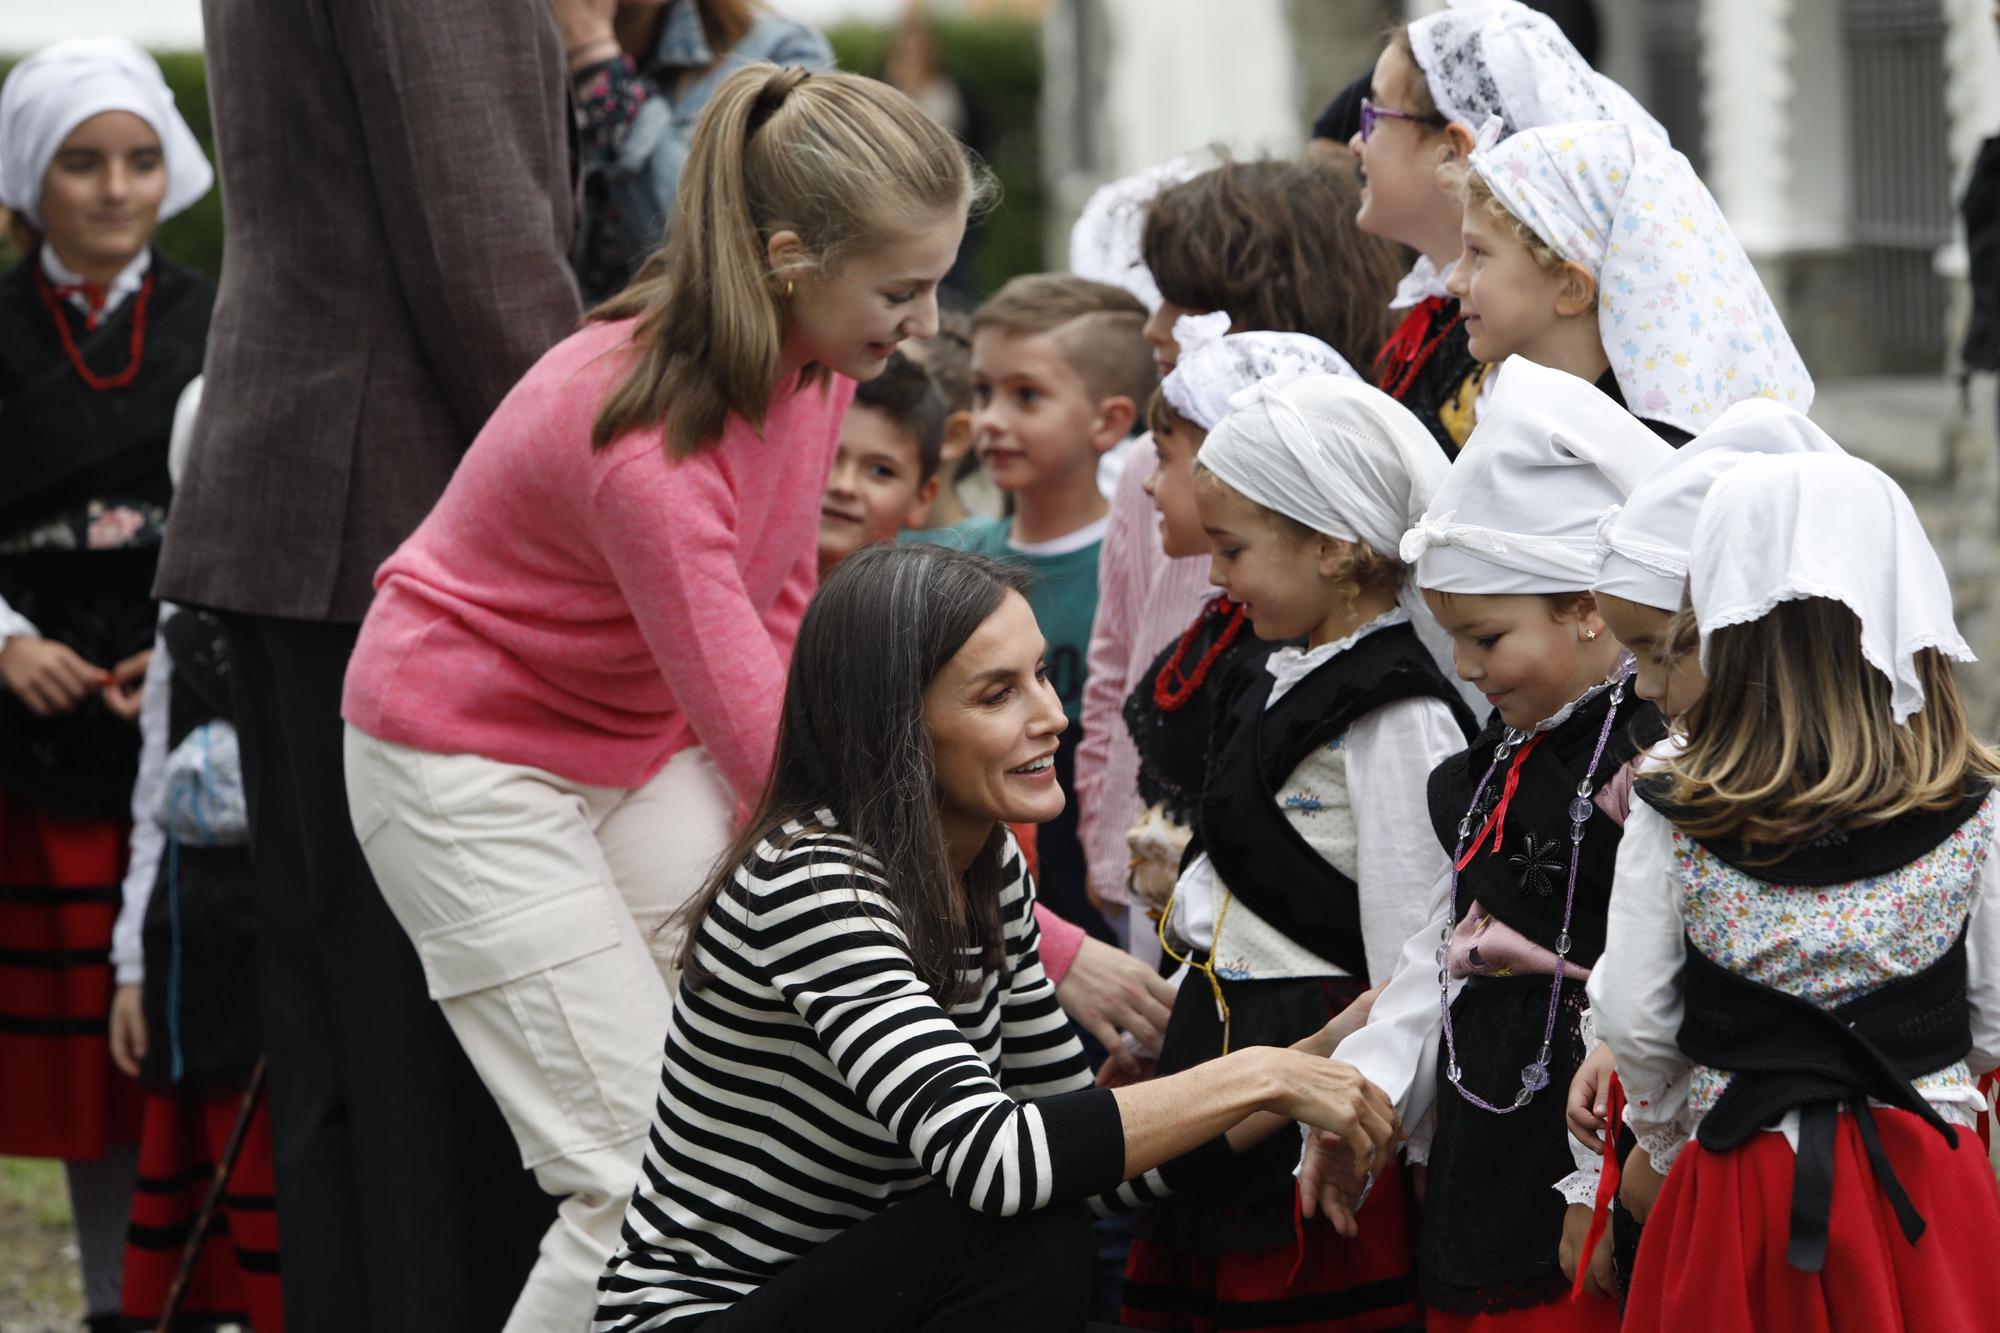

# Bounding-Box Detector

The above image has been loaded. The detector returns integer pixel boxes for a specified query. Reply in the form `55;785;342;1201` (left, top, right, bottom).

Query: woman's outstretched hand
1277;1051;1402;1237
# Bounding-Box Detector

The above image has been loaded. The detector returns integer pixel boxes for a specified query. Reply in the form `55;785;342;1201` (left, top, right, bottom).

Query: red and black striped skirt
0;787;141;1159
1122;1155;1422;1332
121;1085;283;1331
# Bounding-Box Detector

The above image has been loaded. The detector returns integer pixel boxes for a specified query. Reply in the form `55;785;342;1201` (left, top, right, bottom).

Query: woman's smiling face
923;591;1069;842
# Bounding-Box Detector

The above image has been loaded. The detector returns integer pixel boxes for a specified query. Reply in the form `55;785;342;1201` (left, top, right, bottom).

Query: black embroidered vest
1639;778;1991;1271
1426;684;1668;971
1416;681;1665;1314
1193;622;1473;978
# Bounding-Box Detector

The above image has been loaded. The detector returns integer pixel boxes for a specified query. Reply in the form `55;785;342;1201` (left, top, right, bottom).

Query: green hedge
1;23;1043;298
826;18;1045;300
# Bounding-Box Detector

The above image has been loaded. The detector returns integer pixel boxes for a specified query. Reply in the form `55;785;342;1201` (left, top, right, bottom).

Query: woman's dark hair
674;542;1033;1003
1141;157;1402;369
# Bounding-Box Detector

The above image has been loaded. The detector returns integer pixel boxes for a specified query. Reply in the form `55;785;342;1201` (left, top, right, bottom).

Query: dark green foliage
826;18;1045;301
0;23;1045;299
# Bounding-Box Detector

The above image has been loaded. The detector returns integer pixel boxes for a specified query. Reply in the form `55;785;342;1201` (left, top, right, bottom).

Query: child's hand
1558;1202;1617;1298
1292;982;1384;1059
0;636;108;717
100;649;151;724
109;983;147;1078
1567;1043;1617;1149
1620;1145;1667;1223
1298;1129;1367;1237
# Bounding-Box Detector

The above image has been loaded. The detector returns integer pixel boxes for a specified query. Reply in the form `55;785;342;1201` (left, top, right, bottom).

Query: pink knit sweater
342;318;854;802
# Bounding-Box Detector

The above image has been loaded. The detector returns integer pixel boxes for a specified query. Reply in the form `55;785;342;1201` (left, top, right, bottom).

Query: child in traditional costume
1452;119;1812;447
1122;370;1475;1331
1590;451;2000;1331
1304;358;1673;1331
1351;0;1661;454
0;37;214;1333
1557;398;1847;1299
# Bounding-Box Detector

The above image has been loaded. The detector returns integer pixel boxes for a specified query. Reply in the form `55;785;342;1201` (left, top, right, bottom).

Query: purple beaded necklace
1436;671;1629;1114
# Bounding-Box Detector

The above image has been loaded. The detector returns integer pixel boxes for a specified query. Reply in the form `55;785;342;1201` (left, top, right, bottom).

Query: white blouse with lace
1165;610;1463;987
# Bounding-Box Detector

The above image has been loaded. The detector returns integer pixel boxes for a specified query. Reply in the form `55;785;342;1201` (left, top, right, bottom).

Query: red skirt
1122;1157;1421;1332
1624;1107;2000;1332
0;787;141;1158
122;1085;284;1331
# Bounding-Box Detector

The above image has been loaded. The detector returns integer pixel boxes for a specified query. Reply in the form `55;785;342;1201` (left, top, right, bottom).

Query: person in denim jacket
555;0;834;302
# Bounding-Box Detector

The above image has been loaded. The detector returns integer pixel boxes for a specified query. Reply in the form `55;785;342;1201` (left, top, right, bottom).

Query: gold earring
784;280;795;299
1583;628;1599;640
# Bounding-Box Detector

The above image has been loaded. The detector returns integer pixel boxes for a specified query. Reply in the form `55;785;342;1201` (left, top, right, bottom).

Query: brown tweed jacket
156;0;582;623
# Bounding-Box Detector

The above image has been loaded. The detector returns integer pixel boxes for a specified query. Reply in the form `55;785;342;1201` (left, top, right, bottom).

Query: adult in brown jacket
154;2;582;1328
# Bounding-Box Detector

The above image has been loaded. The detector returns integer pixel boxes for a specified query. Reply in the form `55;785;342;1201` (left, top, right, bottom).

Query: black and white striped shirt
592;812;1199;1330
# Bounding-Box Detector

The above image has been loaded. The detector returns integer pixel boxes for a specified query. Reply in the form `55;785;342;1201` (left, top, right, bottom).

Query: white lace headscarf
1471;120;1813;435
1691;453;1971;724
1199;370;1471;693
1594;399;1844;612
1407;0;1667;142
0;37;212;231
1067;157;1201;314
1162;332;1358;432
1402;356;1671;594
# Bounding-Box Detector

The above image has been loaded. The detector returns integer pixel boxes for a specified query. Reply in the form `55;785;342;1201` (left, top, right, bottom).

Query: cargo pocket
416;882;669;1166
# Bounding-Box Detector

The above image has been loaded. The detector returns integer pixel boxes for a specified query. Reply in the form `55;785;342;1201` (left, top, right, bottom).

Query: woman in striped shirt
593;542;1400;1332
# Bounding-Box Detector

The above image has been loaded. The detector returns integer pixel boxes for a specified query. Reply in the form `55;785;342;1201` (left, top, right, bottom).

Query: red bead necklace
1153;595;1248;713
34;265;154;392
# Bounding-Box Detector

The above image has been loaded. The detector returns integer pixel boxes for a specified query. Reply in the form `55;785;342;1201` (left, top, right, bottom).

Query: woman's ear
766;228;808;290
1554;262;1599;319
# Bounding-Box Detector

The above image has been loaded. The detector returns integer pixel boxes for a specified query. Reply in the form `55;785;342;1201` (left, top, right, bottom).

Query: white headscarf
1469;120;1813;435
1594;399;1844;612
1692;453;1971;724
1407;0;1667;142
1067;157;1204;314
1199;370;1473;696
1162;332;1359;432
1402;355;1671;594
0;37;212;232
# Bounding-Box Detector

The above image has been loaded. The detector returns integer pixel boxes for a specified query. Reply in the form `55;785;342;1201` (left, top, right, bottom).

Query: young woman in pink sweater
338;66;987;1332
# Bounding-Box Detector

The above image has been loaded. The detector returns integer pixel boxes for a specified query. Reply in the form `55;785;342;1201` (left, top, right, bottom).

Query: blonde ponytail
591;65;990;457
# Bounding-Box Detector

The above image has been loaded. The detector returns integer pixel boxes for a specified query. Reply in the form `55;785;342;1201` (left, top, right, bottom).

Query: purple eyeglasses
1359;97;1447;141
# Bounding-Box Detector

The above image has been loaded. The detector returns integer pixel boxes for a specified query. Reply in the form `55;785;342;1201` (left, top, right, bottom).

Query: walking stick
155;1055;268;1333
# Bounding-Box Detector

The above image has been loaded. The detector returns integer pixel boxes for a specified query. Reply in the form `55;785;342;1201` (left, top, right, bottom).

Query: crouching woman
593;541;1398;1332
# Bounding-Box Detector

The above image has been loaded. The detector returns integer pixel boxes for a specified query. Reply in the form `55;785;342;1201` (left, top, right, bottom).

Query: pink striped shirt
343;318;854;801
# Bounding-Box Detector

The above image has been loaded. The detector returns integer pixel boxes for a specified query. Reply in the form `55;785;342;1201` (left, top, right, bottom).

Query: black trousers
225;615;551;1332
701;1186;1100;1333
